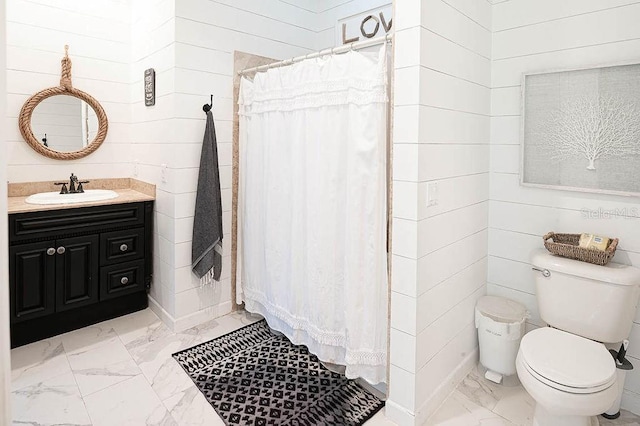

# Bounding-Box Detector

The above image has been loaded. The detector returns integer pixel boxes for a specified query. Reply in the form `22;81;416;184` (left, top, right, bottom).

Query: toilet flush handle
532;267;551;278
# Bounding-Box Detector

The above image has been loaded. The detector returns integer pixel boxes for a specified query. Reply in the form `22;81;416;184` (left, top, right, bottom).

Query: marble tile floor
12;308;640;426
428;365;640;426
10;308;396;426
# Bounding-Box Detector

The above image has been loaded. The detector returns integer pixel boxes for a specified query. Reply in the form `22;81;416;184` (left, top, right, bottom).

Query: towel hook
202;95;213;113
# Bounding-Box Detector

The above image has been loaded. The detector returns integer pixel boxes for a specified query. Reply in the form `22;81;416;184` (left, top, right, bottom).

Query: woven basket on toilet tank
543;232;618;266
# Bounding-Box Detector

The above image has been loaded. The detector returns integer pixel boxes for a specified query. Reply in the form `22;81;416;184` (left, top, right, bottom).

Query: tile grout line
64;341;95;426
111;310;212;423
11;338;77;397
82;314;177;423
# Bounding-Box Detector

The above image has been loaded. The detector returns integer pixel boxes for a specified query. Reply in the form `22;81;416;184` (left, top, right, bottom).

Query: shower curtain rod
237;33;393;76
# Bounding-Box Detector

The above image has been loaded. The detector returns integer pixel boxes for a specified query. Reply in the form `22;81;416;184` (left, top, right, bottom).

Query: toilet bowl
519;251;640;425
517;327;617;426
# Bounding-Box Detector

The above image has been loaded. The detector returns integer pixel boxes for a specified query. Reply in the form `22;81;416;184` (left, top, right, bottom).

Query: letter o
360;15;380;38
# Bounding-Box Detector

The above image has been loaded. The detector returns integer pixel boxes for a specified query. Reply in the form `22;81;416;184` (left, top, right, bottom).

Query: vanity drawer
100;227;145;266
100;260;145;301
10;203;146;242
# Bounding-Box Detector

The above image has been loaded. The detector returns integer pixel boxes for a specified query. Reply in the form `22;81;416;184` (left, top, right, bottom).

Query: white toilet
517;250;640;426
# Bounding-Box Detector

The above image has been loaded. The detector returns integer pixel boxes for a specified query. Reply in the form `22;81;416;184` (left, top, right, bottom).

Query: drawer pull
47;248;56;256
57;246;66;255
121;277;129;285
120;244;129;252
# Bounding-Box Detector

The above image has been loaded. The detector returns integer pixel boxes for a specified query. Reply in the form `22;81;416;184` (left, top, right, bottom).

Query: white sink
25;189;119;205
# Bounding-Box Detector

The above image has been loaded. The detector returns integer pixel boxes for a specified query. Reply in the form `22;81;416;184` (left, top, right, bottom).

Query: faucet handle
77;181;89;193
54;182;69;194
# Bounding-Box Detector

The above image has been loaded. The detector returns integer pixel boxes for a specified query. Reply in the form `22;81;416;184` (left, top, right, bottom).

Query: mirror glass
30;95;99;152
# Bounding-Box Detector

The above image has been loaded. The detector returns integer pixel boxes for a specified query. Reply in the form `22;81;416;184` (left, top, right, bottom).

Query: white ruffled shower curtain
236;47;389;384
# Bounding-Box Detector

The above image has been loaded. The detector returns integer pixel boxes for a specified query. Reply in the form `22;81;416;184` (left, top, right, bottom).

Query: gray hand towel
192;110;223;282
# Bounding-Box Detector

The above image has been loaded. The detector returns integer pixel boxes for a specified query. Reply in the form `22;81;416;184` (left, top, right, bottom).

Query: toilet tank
531;250;640;343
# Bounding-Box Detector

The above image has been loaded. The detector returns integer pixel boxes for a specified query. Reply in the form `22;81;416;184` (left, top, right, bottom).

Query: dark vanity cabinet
8;201;153;347
10;235;99;321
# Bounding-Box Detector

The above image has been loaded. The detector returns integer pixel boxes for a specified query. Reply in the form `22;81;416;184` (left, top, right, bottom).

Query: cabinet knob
120;244;128;252
56;246;66;255
121;277;129;285
46;248;56;256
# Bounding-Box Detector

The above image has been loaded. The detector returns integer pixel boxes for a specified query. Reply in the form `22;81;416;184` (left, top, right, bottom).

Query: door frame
1;1;12;423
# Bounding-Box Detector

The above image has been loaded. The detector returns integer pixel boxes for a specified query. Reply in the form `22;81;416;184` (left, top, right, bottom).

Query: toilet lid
520;327;616;393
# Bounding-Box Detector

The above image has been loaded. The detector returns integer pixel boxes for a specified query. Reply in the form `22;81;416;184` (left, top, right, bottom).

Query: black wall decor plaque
144;68;155;106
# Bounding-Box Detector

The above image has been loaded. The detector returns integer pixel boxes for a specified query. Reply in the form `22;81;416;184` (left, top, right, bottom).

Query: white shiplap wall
387;0;492;424
160;0;319;329
0;2;12;422
5;0;133;182
4;0;391;333
161;0;388;329
489;0;640;414
130;0;180;325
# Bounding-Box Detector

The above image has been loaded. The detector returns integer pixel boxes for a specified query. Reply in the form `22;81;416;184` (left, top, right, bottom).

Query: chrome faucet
54;173;90;194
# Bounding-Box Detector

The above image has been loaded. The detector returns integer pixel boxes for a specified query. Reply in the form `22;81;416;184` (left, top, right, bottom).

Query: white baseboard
621;389;640;416
149;296;233;333
149;297;234;332
173;301;234;332
148;296;176;329
384;348;478;426
415;348;479;425
385;400;416;425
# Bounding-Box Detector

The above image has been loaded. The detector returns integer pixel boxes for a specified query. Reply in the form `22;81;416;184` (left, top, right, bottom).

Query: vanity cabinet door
55;235;100;312
9;241;56;323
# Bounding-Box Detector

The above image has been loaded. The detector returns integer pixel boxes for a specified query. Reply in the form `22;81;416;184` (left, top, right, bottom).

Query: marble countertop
8;178;155;214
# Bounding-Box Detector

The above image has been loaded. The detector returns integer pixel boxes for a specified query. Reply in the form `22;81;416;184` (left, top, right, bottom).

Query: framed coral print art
521;62;640;196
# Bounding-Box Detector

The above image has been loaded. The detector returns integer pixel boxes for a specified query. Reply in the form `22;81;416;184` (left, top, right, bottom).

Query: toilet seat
519;327;616;394
521;357;615;394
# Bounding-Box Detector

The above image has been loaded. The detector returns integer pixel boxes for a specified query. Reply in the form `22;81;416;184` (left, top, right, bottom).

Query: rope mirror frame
18;45;108;160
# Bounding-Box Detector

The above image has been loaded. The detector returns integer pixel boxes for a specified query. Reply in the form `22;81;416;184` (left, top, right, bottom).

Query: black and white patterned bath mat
173;320;384;425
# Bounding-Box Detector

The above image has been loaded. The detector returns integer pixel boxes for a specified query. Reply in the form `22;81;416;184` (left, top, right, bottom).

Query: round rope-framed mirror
18;46;108;160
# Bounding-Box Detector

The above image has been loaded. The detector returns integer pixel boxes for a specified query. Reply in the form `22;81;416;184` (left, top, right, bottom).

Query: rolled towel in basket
578;233;610;251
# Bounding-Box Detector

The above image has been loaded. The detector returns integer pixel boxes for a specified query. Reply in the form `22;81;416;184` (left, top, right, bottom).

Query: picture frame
520;61;640;197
